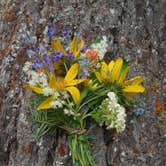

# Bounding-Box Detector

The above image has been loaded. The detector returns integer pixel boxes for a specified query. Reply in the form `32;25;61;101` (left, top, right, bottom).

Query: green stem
68;134;95;166
77;89;109;112
81;113;92;121
64;62;68;72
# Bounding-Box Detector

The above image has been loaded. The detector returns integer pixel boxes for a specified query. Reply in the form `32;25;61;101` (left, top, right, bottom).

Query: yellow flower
84;79;99;91
49;63;85;103
51;38;85;58
51;39;67;55
69;38;85;57
95;57;145;96
24;63;85;110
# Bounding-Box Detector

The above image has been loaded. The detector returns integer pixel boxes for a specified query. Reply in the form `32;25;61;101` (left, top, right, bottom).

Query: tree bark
0;0;166;166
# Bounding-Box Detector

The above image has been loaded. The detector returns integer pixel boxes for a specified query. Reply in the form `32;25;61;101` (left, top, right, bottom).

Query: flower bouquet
23;24;145;166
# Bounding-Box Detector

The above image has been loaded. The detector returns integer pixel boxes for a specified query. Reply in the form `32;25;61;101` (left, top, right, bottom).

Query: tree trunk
0;0;165;166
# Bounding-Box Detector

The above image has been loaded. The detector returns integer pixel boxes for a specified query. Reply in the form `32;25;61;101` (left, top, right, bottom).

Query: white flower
96;62;101;69
61;91;69;99
107;92;118;104
51;100;63;109
26;71;48;87
102;91;126;133
64;108;70;114
28;71;39;85
90;36;108;60
43;87;53;96
53;92;60;98
38;73;48;87
23;61;32;73
63;108;74;116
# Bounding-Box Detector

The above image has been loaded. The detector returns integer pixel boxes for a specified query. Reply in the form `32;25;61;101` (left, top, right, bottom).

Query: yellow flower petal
101;61;109;80
64;63;79;82
124;76;144;86
37;97;53;110
123;85;145;93
23;85;43;94
48;73;57;90
85;79;98;90
65;79;86;86
65;86;80;104
108;60;115;72
111;57;123;82
74;40;85;57
51;40;66;54
118;66;130;85
95;72;102;83
69;38;77;53
69;38;85;57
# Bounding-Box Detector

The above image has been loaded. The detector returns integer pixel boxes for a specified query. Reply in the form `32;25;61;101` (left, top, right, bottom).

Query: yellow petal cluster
95;57;145;96
24;63;85;110
51;38;84;58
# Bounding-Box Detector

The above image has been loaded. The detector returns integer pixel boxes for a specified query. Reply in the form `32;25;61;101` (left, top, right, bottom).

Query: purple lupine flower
58;53;64;58
80;60;88;66
48;24;56;36
34;47;39;53
48;64;54;72
133;107;145;116
67;53;74;60
55;50;61;56
32;59;43;70
61;29;68;37
55;50;64;58
81;68;90;78
39;44;46;54
52;54;59;62
81;45;87;52
26;49;35;57
43;55;50;65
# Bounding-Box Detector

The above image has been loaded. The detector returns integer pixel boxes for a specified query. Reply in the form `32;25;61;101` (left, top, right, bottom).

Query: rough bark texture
0;0;166;166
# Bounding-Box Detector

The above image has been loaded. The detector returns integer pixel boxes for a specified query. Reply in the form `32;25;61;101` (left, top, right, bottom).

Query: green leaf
119;60;129;78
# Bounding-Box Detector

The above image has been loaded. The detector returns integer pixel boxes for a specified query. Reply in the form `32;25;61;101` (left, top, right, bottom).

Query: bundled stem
68;134;95;166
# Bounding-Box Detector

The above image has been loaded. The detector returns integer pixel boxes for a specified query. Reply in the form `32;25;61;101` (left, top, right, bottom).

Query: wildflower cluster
23;24;145;166
93;92;126;133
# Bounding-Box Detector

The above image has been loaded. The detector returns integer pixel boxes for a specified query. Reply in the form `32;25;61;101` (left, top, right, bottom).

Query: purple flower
133;107;145;116
58;53;64;58
32;59;43;69
52;54;59;62
48;64;54;72
55;50;61;56
39;44;46;54
81;68;90;78
48;24;56;36
80;60;88;66
61;29;68;37
26;49;35;57
43;55;50;65
54;50;64;59
34;47;39;53
67;53;73;60
81;45;87;52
